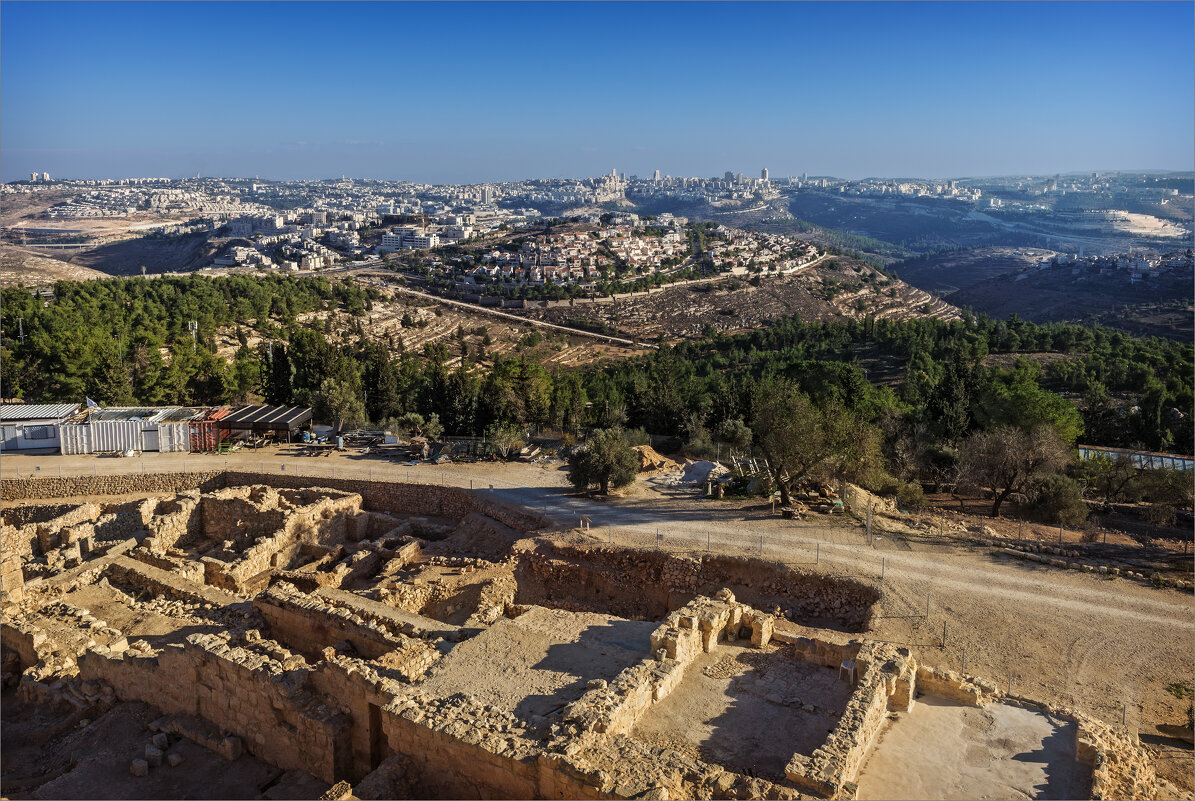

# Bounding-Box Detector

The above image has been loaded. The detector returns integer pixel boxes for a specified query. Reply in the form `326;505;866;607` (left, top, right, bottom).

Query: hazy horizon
3;1;1193;183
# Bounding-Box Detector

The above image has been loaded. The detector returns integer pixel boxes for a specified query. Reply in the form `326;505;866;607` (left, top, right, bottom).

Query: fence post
815;542;820;564
881;557;885;580
926;593;931;619
707;530;710;552
942;620;947;647
1008;669;1013;695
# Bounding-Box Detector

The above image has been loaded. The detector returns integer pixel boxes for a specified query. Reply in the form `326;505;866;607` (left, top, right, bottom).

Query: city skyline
2;1;1193;183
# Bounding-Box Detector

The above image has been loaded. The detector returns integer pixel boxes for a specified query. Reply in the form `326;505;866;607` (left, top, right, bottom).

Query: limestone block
130;758;149;777
152;732;169;749
167;752;184;768
218;735;244;760
145;745;163;767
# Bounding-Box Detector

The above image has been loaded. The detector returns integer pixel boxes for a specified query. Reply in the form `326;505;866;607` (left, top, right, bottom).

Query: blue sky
2;1;1192;182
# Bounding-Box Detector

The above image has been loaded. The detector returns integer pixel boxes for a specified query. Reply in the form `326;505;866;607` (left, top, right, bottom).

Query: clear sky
2;1;1192;183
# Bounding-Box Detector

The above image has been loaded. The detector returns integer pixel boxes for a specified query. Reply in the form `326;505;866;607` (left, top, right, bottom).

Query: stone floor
415;606;656;724
632;644;853;782
855;695;1093;800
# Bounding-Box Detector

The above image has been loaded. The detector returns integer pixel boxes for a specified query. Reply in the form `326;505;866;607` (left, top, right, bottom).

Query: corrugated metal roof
220;405;313;430
0;403;80;422
157;407;207;423
88;407;180;423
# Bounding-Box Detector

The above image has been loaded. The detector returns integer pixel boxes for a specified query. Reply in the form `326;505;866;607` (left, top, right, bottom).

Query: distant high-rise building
611;168;618;178
802;172;808;182
761;168;769;181
735;173;743;184
724;171;734;182
41;172;50;181
30;172;38;182
653;170;661;182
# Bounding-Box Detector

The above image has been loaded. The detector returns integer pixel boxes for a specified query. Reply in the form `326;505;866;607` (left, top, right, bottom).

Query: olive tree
567;428;639;494
958;424;1072;517
750;381;882;507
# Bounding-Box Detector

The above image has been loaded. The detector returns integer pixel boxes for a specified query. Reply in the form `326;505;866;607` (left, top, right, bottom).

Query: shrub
567;428;639;494
1028;474;1089;526
897;482;927;510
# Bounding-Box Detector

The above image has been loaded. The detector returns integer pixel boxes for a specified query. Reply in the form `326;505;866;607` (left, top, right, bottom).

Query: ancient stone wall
784;642;916;799
514;543;879;631
255;583;419;661
222;471;549;533
380;696;541;799
1;618;50;670
1;471;549;535
79;633;353;783
105;556;240;609
0;472;226;502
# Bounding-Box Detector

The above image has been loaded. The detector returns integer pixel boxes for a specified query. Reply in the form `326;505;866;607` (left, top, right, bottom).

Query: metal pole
926;593;931;619
1122;704;1126;725
961;647;966;674
58;465;62;477
760;534;764;556
1059;524;1063;544
942;620;947;647
1018;519;1023;540
816;542;820;564
707;530;710;552
881;557;885;580
1008;670;1013;695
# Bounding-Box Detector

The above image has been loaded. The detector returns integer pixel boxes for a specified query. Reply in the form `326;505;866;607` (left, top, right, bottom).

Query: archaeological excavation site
0;471;1167;800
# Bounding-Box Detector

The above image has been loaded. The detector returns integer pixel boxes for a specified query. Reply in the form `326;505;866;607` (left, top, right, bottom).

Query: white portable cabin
59;407;205;454
0;403;81;452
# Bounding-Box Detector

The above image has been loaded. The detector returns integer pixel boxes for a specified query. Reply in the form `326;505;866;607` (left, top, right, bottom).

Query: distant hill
891;246;1193;339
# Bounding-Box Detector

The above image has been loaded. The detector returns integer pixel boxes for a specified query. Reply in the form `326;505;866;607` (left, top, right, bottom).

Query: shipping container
157;422;191;452
58;423;91;455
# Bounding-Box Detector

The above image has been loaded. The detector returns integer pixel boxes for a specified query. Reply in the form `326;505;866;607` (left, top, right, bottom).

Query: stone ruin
0;473;1166;800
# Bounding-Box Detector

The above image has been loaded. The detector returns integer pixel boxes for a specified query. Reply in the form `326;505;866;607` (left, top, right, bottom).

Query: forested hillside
2;276;1191;464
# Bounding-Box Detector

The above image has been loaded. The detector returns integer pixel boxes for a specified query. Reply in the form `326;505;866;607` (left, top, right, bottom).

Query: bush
1028;474;1089;526
567;428;639;494
897;482;927;510
622;427;651;447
